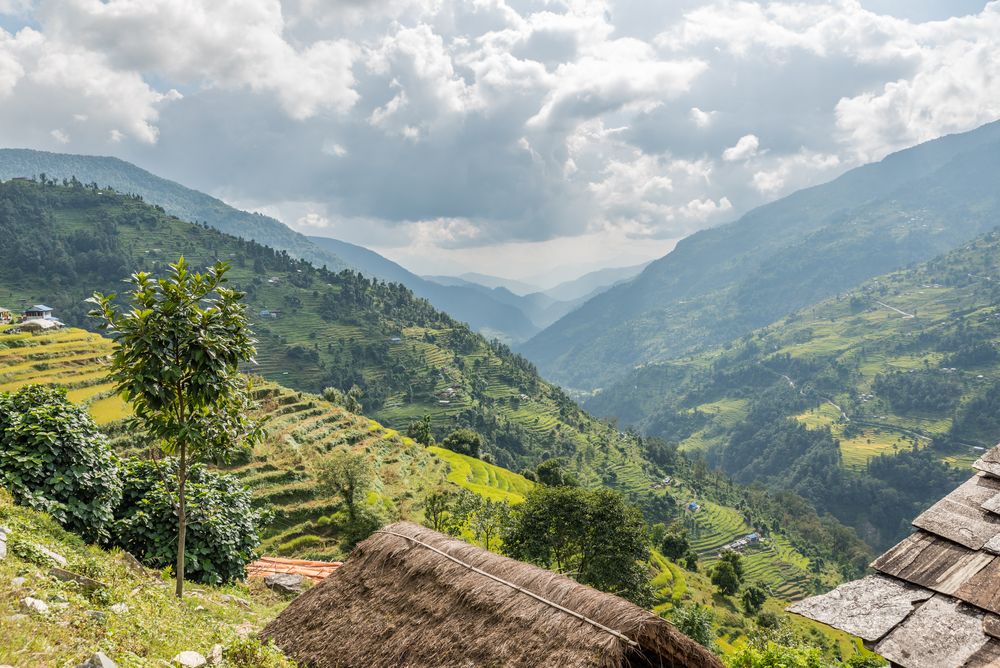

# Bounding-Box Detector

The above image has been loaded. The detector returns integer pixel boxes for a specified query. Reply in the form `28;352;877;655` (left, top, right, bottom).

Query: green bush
112;458;269;584
0;385;122;542
223;637;298;668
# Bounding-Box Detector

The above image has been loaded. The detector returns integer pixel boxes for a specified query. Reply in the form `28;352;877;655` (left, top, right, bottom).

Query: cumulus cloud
0;0;998;278
722;134;760;161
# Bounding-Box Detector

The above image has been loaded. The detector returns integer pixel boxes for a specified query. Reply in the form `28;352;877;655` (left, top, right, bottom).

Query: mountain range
519;120;1000;391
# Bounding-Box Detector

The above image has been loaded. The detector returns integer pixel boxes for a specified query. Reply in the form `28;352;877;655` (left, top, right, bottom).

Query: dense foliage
502;486;652;605
0;385;122;542
112;458;268;585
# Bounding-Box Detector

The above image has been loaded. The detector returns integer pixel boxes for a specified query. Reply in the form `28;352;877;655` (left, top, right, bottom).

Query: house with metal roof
24;304;53;319
790;443;1000;667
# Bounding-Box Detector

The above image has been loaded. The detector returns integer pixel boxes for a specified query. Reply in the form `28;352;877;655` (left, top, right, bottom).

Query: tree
670;604;715;650
441;428;484;458
719;550;745;580
661;530;690;560
741;583;768;615
535;458;573;486
711;560;741;596
423;489;457;533
0;385;122;542
502;486;652;605
468;498;510;551
89;258;262;597
407;415;435;445
316;449;374;524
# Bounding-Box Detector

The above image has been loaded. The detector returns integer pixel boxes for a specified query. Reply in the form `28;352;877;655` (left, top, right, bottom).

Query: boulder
172;651;207;667
263;573;306;595
21;597;49;615
76;652;117;668
49;567;108;591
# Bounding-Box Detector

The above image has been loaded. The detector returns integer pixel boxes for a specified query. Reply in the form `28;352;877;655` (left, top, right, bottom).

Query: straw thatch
262;522;722;668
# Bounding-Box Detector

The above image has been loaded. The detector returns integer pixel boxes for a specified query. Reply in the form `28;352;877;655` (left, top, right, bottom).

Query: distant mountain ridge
520;119;1000;390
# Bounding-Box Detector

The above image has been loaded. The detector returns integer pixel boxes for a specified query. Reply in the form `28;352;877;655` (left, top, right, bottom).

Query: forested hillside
586;228;1000;548
0;180;875;611
522;120;1000;390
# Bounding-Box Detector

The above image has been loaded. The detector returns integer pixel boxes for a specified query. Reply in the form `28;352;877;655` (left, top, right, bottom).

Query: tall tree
316;449;374;524
89;258;262;597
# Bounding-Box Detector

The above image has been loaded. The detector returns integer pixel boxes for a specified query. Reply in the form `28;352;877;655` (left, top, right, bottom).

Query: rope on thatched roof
374;528;640;648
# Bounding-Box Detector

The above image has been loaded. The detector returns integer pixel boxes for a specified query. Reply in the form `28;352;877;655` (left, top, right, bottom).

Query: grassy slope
590;229;1000;471
0;488;291;667
0;326;856;658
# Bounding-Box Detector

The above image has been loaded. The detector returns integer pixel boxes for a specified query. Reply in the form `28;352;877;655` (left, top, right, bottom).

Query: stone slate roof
789;444;1000;668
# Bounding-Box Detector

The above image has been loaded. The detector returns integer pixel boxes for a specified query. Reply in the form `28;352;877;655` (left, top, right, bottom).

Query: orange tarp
247;556;343;582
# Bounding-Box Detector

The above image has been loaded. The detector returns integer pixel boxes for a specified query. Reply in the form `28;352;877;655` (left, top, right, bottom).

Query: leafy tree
502;486;651;605
741;583;768;615
406;415;435;446
0;385;122;542
724;643;822;668
649;522;668;546
535;458;575;486
317;449;375;524
683;551;699;571
719;550;744;580
669;604;715;650
441;428;484;458
112;458;267;585
468;498;510;551
711;560;741;596
423;489;457;533
89;258;262;597
661;530;690;560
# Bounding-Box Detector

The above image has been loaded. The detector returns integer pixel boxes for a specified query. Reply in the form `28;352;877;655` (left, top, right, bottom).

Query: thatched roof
789;446;1000;667
262;521;722;668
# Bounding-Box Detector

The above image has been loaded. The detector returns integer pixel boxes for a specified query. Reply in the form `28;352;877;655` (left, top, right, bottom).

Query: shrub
224;637;298;668
112;458;269;585
441;428;484;457
0;385;122;542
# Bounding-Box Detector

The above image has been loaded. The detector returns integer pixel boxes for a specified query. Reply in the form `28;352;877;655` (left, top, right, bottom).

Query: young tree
89;258;262;597
406;415;435;445
670;604;715;650
741;583;768;615
469;498;511;551
316;449;374;524
719;549;745;580
423;489;457;533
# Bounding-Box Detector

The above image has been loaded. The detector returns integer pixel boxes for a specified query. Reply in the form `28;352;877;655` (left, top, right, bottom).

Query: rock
34;544;67;567
49;567;108;591
11;576;26;588
76;652;117;668
0;527;7;561
21;596;49;614
172;651;207;667
263;573;306;595
109;602;129;614
207;644;223;666
234;622;254;637
85;610;107;623
194;605;206;612
116;551;146;575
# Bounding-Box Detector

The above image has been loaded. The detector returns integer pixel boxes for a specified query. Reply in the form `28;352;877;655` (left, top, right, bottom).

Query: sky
0;0;997;282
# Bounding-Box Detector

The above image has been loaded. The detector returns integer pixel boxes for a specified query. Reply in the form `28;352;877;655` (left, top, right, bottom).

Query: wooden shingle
974;448;1000;478
875;596;988;668
873;531;995;596
912;474;1000;550
955;560;1000;616
962;640;1000;668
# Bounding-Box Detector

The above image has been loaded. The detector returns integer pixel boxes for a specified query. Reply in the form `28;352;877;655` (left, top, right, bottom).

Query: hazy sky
0;0;997;281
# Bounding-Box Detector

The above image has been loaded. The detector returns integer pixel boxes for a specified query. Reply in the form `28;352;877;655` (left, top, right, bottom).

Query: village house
263;521;722;668
23;304;53;320
790;442;1000;667
0;307;11;324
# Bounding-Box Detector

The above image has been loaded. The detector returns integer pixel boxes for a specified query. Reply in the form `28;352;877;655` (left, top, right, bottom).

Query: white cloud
690;106;716;128
722;134;760;161
752;149;841;194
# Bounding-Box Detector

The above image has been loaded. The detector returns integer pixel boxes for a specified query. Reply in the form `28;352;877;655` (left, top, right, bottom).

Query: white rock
172;651;207;667
21;596;49;614
109;603;129;614
10;576;26;588
76;651;117;668
35;544;67;567
207;644;223;666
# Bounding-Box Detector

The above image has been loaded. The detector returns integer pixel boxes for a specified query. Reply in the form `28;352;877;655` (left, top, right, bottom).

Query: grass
428;446;534;503
0;488;293;667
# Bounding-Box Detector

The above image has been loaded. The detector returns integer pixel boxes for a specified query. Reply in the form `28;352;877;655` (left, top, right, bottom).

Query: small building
790;442;1000;667
0;308;11;324
262;521;722;668
24;304;53;320
247;556;342;582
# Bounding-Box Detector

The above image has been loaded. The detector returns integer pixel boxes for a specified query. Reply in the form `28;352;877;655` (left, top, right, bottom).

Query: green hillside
586;228;1000;548
522;119;1000;391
